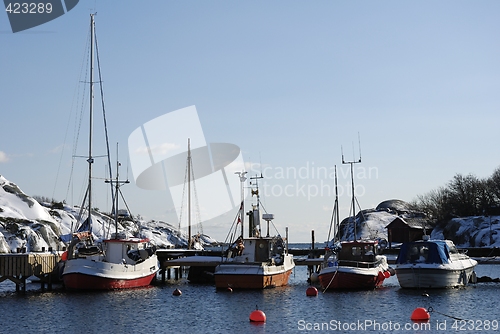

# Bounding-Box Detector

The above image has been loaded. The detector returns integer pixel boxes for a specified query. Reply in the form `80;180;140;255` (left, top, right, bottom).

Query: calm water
0;248;499;333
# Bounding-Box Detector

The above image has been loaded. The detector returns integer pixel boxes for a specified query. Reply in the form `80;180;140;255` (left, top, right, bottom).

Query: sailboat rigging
177;138;204;250
61;14;158;290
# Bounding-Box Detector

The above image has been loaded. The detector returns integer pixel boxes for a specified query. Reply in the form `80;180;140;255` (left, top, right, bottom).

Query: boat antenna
342;133;362;240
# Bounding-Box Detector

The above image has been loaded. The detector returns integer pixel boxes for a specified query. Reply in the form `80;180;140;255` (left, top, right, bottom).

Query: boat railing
338;258;384;269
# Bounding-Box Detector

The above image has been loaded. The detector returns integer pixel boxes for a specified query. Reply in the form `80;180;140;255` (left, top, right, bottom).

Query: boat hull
62;256;158;290
63;272;157;290
318;266;386;290
214;254;295;289
395;264;477;289
214;266;293;289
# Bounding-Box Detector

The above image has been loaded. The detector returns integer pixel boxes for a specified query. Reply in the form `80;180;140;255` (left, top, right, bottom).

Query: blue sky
1;1;499;242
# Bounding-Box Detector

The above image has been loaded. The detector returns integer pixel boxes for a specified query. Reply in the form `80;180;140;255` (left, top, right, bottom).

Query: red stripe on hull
63;272;156;290
319;271;383;290
215;270;292;289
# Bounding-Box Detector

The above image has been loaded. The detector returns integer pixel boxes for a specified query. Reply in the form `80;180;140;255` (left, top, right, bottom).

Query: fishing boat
394;236;478;288
61;14;158;290
318;154;392;290
318;239;391;290
214;174;295;289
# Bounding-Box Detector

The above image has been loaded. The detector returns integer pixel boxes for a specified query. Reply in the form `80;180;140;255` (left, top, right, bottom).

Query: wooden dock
155;248;325;283
0;252;62;293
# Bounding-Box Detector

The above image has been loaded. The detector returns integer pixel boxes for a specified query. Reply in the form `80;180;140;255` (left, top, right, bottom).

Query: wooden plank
0;253;62;278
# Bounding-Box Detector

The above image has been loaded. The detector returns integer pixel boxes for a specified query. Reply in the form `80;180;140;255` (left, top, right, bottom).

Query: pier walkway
0;252;62;293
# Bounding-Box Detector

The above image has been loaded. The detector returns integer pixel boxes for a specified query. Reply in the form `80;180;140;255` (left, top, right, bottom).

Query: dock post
175;267;179;280
167;268;171;280
161;268;166;283
308;230;316;277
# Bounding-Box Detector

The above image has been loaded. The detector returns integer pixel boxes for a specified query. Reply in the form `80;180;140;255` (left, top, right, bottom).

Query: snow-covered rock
0;175;217;253
338;199;500;248
431;216;500;247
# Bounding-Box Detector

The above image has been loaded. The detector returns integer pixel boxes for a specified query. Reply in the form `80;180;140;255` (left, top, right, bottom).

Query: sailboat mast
87;14;95;229
327;165;339;242
187;138;191;250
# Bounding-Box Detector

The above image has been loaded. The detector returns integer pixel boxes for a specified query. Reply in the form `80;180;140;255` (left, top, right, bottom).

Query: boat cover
396;240;450;265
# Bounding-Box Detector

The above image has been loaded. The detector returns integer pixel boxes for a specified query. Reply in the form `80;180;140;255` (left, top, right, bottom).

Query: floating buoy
172;288;182;296
306;286;318;296
383;271;391;279
226;287;233;293
422;293;429;297
249;306;266;322
411;307;430;321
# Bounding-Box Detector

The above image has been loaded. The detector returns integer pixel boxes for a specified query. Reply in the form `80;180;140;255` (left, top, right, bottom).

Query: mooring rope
322;266;338;293
427;306;466;321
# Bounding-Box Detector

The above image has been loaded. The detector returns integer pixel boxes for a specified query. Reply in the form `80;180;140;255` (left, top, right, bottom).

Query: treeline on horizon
411;166;500;222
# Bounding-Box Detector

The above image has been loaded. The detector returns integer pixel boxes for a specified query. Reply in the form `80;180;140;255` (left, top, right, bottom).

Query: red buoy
411;307;430;321
172;288;182;296
306;286;318;296
383;271;391;279
249;309;266;322
226;287;233;293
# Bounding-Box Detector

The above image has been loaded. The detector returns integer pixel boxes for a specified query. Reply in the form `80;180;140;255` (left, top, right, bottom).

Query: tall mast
187;138;191;249
87;13;95;230
327;165;340;243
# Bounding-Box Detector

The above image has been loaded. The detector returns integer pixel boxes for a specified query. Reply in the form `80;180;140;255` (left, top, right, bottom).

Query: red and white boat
318;239;391;290
62;232;158;290
214;174;295;289
317;160;392;290
61;14;158;290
